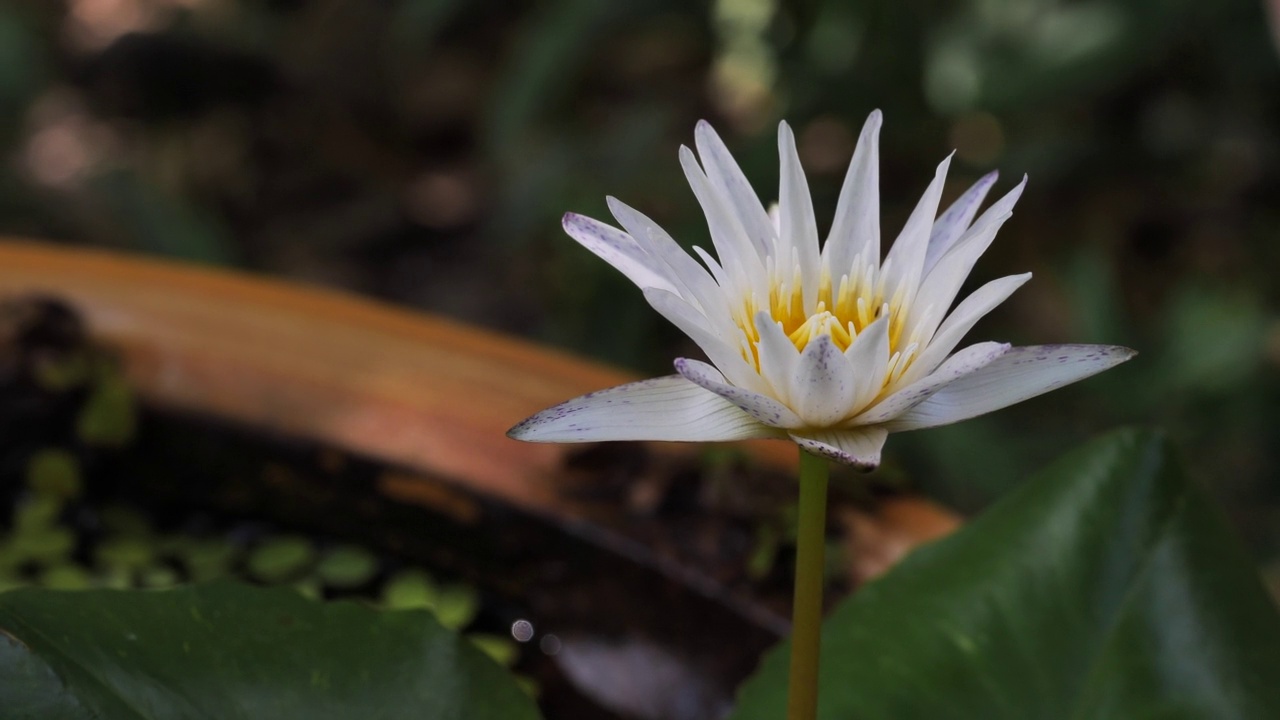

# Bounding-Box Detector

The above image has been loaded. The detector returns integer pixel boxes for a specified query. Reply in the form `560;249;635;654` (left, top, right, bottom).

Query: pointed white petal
789;427;888;470
883;153;953;302
844;315;891;411
644;288;764;393
562;213;678;293
824;111;882;275
508;376;779;442
885;344;1136;431
855;341;1009;425
777;121;821;308
754;312;800;405
675;357;804;429
690;244;730;289
606;198;726;319
791;334;858;427
899;272;1031;386
694;120;775;261
925;171;998;275
679;146;765;293
913;176;1027;332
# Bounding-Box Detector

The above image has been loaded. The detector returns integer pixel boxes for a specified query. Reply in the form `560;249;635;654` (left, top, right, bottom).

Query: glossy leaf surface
733;428;1280;719
0;581;541;720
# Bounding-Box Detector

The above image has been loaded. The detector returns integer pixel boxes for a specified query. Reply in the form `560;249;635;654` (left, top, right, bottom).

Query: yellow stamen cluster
735;254;927;391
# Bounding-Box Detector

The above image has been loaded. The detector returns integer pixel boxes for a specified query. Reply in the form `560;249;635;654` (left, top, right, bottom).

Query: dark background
0;0;1276;569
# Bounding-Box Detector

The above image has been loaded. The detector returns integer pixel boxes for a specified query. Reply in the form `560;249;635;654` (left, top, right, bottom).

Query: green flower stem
787;448;829;720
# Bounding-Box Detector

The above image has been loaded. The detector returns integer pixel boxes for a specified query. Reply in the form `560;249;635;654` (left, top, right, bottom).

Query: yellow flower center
734;255;921;388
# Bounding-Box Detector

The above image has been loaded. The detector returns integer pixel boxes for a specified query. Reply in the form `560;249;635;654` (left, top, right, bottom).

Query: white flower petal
789;427;888;470
606;197;726;320
900;272;1031;386
679;146;764;293
694;120;775;261
753;311;800;405
508;376;779;442
844;315;891;411
690;244;731;289
643;288;764;392
561;213;678;294
913;176;1027;332
885;344;1136;431
767;203;782;234
883;153;953;303
675;357;804;428
855;341;1009;425
777;121;821;308
925;171;999;276
824;110;882;276
791;334;858;427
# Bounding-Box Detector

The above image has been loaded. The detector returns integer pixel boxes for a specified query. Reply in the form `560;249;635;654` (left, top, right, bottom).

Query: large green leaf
0;581;541;720
733;428;1280;719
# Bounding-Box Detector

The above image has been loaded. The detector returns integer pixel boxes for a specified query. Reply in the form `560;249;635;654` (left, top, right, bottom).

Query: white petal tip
752;309;781;334
506;416;549;442
563;210;596;233
995;175;1029;210
1113;346;1138;362
694;120;723;147
859;110;884;138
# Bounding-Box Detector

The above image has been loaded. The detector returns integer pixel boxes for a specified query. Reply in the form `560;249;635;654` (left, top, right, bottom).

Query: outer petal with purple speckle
788;428;889;470
885;345;1136;431
675;358;805;429
507;376;782;443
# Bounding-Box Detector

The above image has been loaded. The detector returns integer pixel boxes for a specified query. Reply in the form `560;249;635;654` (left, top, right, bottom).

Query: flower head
509;112;1134;468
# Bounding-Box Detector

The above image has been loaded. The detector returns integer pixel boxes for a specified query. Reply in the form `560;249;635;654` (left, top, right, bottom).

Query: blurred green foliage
0;0;1277;557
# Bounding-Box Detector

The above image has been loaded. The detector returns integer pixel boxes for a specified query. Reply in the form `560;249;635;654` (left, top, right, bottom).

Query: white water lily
509;112;1134;468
